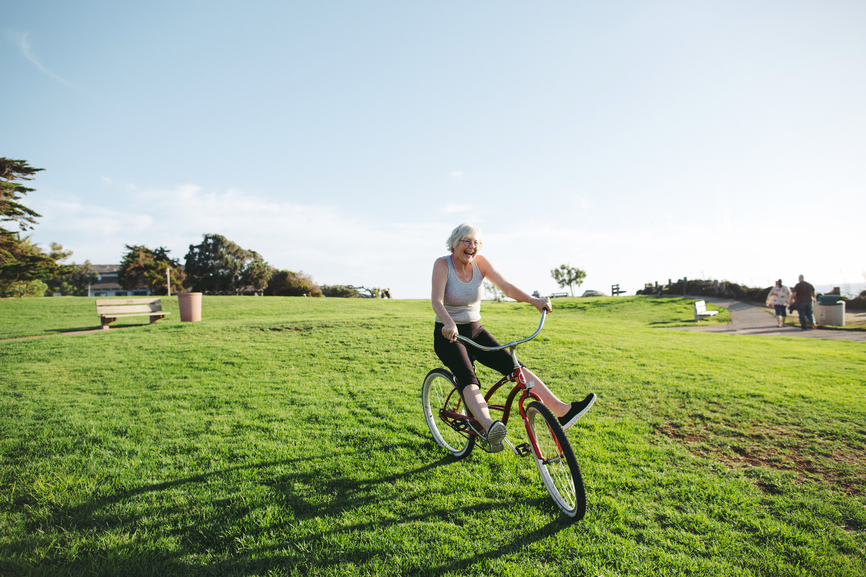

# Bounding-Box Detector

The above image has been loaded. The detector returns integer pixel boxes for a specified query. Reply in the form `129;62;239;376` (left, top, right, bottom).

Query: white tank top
435;256;484;324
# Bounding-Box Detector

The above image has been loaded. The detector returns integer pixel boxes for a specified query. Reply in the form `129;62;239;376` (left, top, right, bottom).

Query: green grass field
1;296;864;576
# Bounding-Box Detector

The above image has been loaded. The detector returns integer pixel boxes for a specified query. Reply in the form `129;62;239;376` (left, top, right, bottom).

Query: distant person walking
765;279;792;327
791;275;816;330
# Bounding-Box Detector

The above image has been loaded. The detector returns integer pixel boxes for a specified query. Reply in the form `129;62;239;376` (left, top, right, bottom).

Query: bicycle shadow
6;439;575;575
196;499;572;576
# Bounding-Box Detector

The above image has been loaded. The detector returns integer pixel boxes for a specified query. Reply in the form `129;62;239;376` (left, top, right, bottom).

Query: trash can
815;299;845;326
818;294;844;305
178;292;202;323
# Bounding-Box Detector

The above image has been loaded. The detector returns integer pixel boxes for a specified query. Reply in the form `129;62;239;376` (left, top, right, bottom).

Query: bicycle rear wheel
422;368;475;458
526;401;586;519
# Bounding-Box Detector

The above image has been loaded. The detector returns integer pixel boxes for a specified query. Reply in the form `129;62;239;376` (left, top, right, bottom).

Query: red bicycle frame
441;311;555;457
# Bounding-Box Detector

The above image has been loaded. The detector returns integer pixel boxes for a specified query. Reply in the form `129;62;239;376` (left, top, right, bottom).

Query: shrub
844;290;866;310
641;278;770;302
321;285;359;298
1;279;48;298
265;270;322;297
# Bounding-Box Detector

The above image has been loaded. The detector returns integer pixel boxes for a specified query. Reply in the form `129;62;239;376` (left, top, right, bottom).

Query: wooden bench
550;292;569;298
96;298;169;329
694;300;719;321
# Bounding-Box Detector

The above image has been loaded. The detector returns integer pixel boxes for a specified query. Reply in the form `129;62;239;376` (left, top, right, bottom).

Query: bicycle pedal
448;417;469;432
514;443;533;457
447;417;482;438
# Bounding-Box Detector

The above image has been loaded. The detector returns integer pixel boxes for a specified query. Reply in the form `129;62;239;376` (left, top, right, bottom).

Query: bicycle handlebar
454;310;547;351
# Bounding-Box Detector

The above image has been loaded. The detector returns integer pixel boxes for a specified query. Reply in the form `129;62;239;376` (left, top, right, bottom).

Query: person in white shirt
765;279;792;328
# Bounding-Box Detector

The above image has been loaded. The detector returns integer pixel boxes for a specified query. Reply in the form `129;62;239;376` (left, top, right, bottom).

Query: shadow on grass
0;323;158;341
6;442;570;575
196;500;572;577
4;440;572;575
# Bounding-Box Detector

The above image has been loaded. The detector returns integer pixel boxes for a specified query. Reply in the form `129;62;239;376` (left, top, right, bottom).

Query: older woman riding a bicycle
424;223;596;518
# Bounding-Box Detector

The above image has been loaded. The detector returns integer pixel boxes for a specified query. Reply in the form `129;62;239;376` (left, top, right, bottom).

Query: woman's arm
431;257;459;341
476;255;551;314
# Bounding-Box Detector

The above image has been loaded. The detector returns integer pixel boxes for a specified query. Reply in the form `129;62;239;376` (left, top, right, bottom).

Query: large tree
0;158;72;296
184;234;272;294
550;264;587;297
119;245;186;295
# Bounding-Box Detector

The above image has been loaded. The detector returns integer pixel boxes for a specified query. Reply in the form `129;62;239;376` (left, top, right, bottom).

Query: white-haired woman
431;223;596;452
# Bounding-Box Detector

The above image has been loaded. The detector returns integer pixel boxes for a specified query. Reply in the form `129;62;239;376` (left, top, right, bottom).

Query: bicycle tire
422;368;475;458
526;401;586;519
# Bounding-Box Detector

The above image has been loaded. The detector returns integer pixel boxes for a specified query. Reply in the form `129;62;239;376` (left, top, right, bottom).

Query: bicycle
421;311;587;519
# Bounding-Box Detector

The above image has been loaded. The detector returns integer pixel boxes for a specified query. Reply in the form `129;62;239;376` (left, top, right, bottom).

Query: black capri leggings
433;322;518;391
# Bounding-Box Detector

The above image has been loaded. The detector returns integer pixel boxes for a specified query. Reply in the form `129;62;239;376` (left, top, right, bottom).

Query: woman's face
453;236;481;264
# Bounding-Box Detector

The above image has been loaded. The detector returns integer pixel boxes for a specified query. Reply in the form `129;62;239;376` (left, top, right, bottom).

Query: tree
0;235;51;297
43;243;98;296
238;258;273;294
1;159;72;297
264;270;322;297
1;158;42;230
119;245;186;295
550;264;586;297
0;236;47;297
184;234;271;294
45;262;97;296
483;280;504;302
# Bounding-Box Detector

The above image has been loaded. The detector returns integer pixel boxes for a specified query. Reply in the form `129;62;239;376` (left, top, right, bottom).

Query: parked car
581;290;605;297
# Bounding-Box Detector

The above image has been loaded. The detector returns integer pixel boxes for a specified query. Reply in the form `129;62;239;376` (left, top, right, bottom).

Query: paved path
672;297;866;342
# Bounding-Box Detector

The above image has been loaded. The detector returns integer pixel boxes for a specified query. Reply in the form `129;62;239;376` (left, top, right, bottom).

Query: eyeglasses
460;239;481;247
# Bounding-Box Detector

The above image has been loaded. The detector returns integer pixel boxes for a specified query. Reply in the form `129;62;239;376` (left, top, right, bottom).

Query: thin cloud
8;31;82;92
30;184;442;291
442;203;472;214
450;171;465;179
28;184;865;300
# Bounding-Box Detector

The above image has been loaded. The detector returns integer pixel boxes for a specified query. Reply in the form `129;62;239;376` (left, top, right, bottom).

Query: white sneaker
485;421;507;453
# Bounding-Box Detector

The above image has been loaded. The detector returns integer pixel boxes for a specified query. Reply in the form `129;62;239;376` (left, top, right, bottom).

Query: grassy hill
1;296;864;576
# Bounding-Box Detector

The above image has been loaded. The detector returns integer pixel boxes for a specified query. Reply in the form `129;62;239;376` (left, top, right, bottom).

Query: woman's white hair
446;223;483;253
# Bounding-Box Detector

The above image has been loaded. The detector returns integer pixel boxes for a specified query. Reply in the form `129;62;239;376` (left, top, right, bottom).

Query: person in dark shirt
791;275;816;330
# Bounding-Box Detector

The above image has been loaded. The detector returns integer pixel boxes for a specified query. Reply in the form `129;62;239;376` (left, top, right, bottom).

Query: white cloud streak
8;31;82;92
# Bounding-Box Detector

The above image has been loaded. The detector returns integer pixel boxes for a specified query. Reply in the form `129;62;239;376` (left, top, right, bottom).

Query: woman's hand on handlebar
531;296;552;314
441;322;459;342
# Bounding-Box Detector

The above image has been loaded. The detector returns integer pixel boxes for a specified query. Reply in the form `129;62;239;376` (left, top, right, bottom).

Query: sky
3;1;865;299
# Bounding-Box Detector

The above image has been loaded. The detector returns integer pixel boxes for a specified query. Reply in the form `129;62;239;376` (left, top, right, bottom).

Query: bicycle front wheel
422;368;475;458
526;401;586;519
